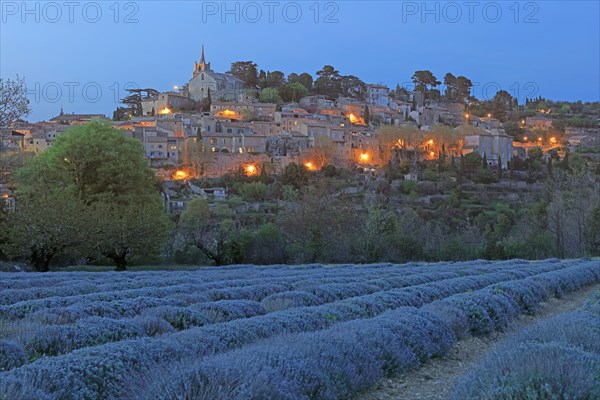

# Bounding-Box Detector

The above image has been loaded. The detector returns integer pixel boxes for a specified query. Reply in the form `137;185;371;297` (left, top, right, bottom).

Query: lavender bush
450;290;600;400
0;341;27;372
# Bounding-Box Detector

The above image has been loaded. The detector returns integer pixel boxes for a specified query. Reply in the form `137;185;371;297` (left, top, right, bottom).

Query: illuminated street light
173;170;188;180
245;165;257;176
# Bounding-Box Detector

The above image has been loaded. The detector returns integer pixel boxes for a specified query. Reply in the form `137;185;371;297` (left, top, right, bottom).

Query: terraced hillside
1;259;599;399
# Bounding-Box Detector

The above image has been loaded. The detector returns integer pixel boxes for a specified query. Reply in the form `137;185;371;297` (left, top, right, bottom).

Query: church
184;46;245;102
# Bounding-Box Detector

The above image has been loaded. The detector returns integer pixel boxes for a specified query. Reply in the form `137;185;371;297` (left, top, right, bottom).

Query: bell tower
193;45;211;77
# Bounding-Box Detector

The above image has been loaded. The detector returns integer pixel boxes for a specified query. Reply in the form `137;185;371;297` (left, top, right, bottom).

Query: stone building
185;46;245;102
462;129;513;168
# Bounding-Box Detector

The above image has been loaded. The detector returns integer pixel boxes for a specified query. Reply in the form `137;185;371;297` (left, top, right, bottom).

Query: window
210;138;216;144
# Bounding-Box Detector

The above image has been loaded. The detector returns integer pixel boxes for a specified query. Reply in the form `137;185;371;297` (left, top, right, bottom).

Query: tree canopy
259;88;282;104
4;121;171;271
0;76;30;128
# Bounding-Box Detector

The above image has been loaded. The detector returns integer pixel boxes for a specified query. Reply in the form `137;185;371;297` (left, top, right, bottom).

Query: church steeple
193;44;211;77
200;45;206;65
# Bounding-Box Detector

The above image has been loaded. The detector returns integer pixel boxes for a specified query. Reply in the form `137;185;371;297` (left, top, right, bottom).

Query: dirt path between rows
359;283;600;400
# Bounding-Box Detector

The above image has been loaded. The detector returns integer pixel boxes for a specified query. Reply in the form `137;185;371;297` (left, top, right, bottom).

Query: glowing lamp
245;165;257;176
173;170;188;180
360;153;369;162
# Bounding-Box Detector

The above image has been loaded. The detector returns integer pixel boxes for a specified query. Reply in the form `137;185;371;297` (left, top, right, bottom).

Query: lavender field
450;287;600;399
1;259;599;400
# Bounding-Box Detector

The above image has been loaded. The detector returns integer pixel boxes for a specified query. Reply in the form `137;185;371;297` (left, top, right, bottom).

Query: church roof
210;72;244;84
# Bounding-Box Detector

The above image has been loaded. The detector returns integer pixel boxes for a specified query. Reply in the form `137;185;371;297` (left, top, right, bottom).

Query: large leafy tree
265;71;286;88
244;64;259;87
411;70;440;94
2;190;90;271
279;82;309;103
314;65;341;99
288;73;313;91
179;198;236;266
259;88;282;104
118;88;158;118
339;75;367;100
93;201;171;270
228;61;258;85
444;73;473;103
4;120;171;270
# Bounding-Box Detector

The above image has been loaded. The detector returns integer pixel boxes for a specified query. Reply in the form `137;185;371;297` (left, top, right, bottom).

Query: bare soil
359;283;600;400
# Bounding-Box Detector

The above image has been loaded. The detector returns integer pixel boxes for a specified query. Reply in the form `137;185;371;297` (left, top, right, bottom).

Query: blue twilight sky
1;0;599;122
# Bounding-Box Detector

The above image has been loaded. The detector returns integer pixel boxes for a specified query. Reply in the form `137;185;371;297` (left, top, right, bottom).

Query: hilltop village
3;47;598;186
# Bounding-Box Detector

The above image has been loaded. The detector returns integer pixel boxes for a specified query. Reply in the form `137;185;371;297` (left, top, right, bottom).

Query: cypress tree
497;155;503;179
205;88;212;112
363;105;370;125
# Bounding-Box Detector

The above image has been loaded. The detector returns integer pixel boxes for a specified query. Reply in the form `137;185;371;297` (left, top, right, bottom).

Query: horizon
1;1;599;122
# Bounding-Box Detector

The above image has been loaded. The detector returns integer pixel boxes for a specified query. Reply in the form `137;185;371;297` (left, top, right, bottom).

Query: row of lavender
0;261;542;368
1;261;473;295
0;263;500;310
0;259;597;399
449;288;600;399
